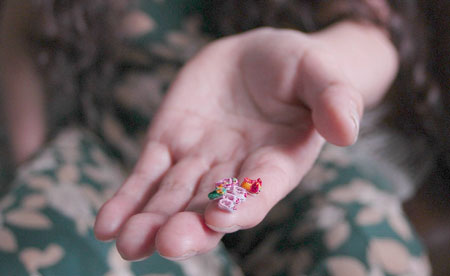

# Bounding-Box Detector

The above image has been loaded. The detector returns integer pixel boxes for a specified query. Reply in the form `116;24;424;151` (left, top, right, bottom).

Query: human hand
94;27;367;261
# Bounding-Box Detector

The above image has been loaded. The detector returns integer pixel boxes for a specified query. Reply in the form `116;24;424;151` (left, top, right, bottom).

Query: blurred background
0;0;449;275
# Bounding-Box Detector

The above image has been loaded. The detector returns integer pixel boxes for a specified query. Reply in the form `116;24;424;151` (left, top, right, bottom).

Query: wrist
311;20;399;107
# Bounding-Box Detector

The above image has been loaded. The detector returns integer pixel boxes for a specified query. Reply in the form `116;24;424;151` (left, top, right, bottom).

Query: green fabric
130;0;206;45
0;128;239;276
224;145;429;275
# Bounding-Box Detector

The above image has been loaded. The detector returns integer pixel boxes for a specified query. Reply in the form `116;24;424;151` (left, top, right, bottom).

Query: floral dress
0;0;430;275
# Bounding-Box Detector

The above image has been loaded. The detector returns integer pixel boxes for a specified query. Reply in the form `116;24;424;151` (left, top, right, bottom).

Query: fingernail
206;223;241;233
349;104;360;143
161;250;198;261
131;255;152;262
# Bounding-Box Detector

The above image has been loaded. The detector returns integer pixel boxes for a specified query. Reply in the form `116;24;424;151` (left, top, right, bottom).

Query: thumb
311;83;363;146
296;50;364;146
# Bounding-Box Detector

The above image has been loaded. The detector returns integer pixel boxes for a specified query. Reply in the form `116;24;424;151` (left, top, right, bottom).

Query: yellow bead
241;181;252;192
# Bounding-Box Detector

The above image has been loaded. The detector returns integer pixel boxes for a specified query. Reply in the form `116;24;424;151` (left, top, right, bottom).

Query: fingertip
155;212;222;259
205;163;297;234
312;84;363;146
94;196;136;241
115;213;165;261
203;185;273;233
204;202;243;233
94;200;120;241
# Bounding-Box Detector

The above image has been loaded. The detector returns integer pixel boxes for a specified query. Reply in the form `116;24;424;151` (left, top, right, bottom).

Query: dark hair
30;0;126;129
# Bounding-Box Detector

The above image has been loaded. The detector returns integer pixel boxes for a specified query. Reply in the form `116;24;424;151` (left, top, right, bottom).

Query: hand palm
95;28;361;260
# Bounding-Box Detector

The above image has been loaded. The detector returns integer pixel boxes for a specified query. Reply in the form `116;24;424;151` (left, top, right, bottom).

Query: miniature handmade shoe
208;177;261;212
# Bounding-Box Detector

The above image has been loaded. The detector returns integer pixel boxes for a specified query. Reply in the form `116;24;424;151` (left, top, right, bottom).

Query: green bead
208;191;222;200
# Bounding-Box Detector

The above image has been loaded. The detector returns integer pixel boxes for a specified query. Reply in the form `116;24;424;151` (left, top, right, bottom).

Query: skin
94;22;399;260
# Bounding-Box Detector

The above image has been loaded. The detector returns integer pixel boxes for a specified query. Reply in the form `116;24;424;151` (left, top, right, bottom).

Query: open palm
94;28;363;260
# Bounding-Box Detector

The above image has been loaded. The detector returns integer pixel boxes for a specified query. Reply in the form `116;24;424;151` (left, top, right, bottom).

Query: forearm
312;20;399;108
0;0;47;164
0;51;47;164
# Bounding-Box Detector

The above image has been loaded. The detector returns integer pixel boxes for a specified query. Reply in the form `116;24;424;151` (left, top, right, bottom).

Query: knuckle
249;149;291;171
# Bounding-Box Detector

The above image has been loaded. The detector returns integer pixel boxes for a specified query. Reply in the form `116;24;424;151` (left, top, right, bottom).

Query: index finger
94;141;172;241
